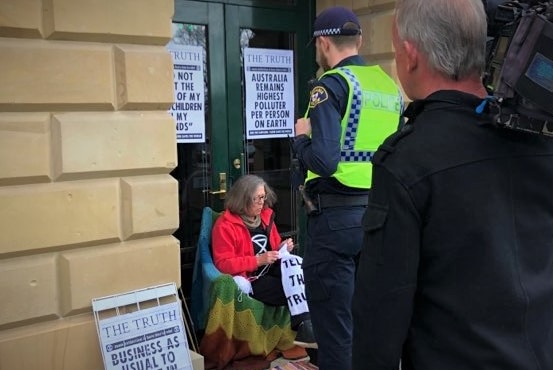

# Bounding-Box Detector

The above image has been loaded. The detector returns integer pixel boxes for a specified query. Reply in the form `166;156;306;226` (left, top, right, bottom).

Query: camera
483;0;553;136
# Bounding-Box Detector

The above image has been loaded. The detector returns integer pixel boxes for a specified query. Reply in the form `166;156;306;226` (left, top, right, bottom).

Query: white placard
244;48;295;139
167;43;206;143
93;284;193;370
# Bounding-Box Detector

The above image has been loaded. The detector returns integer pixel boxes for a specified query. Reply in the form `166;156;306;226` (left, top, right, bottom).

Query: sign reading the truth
244;47;295;139
93;284;193;370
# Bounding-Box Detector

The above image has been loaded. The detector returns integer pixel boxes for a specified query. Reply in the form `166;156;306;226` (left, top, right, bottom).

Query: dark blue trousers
303;206;364;370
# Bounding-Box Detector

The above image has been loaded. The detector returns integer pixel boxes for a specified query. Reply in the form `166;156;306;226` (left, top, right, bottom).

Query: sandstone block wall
316;0;402;94
0;1;182;368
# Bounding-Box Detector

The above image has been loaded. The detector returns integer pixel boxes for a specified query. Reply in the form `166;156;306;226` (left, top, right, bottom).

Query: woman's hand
284;238;294;252
257;250;280;266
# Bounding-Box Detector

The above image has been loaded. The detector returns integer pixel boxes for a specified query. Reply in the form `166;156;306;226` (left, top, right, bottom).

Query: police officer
292;6;402;370
352;0;553;369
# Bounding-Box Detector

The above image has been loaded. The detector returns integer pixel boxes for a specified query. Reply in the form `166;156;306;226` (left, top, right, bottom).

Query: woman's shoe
282;345;308;360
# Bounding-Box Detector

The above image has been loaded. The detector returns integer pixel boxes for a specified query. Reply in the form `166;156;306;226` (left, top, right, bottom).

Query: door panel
171;1;222;298
226;4;313;237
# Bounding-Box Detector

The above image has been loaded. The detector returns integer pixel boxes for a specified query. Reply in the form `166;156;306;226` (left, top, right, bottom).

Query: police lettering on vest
305;65;402;189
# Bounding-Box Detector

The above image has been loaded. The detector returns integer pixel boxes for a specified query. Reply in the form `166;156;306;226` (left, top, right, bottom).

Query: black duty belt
318;193;368;209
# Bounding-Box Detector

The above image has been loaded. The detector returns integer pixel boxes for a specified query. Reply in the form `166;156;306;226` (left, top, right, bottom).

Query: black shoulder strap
265;212;275;236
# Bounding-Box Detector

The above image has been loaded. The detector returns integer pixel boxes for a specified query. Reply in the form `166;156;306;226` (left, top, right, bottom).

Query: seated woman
212;174;315;348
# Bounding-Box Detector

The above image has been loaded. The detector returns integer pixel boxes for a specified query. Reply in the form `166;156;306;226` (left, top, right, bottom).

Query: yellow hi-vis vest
305;65;402;189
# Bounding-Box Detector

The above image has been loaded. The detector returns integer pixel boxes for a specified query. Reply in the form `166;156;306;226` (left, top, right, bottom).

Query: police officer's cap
312;7;362;39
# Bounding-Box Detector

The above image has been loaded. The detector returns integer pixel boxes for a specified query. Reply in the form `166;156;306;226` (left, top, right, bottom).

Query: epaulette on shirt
372;124;414;165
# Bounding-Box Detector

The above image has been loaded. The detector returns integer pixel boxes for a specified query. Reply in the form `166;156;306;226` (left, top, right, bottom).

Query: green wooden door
171;0;315;295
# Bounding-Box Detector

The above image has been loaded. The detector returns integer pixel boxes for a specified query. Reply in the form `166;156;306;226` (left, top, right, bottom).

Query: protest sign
92;283;193;370
244;48;295;139
167;43;206;143
279;246;309;316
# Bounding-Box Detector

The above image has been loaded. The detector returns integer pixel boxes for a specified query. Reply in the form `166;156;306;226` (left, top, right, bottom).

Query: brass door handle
206;172;227;199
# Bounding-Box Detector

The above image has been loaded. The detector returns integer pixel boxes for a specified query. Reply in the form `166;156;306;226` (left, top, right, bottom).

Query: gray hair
395;0;487;79
224;174;277;215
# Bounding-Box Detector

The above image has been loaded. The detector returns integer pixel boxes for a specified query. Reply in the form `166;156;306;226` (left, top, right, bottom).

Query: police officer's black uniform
293;55;382;370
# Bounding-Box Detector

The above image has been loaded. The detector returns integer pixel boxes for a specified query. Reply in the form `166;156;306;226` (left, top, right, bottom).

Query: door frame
224;3;315;184
173;0;229;201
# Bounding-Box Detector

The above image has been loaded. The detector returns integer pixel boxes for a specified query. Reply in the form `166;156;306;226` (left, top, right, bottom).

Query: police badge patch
309;86;328;108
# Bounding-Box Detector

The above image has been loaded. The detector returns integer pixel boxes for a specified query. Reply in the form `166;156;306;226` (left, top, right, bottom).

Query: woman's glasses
252;194;266;203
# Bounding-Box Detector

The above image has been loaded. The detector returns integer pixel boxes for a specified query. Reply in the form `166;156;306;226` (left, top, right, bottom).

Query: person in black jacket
352;0;553;369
